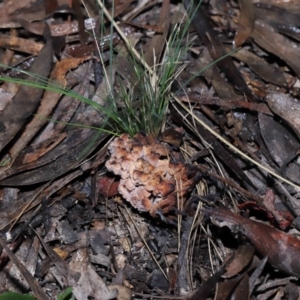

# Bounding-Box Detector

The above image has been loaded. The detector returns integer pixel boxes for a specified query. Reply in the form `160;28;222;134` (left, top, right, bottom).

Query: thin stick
96;0;153;75
124;206;168;279
174;97;300;190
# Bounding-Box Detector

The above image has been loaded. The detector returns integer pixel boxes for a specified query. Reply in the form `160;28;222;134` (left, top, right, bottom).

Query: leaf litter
0;0;300;299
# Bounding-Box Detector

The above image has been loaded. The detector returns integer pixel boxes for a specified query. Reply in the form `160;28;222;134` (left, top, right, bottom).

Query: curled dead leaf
205;207;300;277
108;285;132;300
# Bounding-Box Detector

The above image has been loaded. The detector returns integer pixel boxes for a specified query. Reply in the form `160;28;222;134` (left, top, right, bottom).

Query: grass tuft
0;2;198;139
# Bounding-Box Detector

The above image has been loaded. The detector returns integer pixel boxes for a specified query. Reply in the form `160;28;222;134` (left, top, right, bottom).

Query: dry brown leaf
0;236;48;300
259;113;300;184
184;0;255;101
0;34;43;55
231;48;286;86
0;0;46;28
230;274;250;300
223;245;254;278
143;0;170;67
267;92;300;139
6;56;91;163
254;0;300;13
234;0;255;47
51;56;92;85
108;285;132;300
215;274;248;300
205;207;300;277
0;88;14;111
22;133;67;164
18;18;96;37
252;19;300;78
0;25;53;153
68;248;118;300
0;130;107;185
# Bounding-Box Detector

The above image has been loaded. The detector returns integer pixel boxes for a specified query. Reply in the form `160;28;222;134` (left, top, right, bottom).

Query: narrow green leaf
57;287;73;300
0;292;36;300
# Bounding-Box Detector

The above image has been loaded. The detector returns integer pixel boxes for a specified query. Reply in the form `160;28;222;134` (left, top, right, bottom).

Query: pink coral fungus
105;133;201;219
